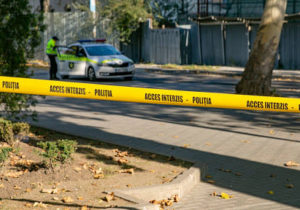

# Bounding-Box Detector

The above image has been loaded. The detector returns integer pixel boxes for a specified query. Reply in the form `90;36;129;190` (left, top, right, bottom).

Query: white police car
57;39;135;80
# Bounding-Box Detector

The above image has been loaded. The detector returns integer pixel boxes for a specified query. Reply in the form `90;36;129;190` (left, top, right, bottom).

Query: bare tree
236;0;287;96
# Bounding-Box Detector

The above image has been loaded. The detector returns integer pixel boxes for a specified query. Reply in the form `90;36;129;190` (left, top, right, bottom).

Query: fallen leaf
173;194;179;202
25;188;31;193
95;168;102;175
205;175;212;179
173;136;179;138
118;168;134;174
117;158;128;164
205;142;211;146
24;203;33;208
150;200;161;205
14;185;21;190
165;199;173;206
77;196;84;200
33;202;47;208
207;180;215;184
126;184;132;188
105;192;115;202
81;206;88;210
0;183;4;188
149;170;155;173
41;188;53;194
269;130;274;135
52;197;60;201
286;184;294;189
115;151;128;158
94;174;104;179
267;190;274;195
62;196;74;203
210;192;218;196
284;161;300;167
182;144;190;148
220;192;233;199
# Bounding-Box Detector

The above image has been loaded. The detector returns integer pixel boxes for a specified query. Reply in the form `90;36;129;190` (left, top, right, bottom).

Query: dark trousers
48;54;57;80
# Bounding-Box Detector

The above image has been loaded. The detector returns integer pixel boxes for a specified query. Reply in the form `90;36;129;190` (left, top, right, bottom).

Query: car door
57;46;70;75
64;45;86;76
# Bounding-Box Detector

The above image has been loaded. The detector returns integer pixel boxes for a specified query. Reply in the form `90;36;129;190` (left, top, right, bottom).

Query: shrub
12;122;30;135
0;147;12;164
0;120;14;145
57;140;77;163
37;139;77;169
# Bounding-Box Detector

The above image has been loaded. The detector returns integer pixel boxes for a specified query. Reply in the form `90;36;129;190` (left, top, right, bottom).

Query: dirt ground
0;126;191;210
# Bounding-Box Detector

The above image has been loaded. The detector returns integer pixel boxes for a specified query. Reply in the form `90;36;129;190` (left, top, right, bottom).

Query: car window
85;45;121;56
65;46;77;55
78;47;87;57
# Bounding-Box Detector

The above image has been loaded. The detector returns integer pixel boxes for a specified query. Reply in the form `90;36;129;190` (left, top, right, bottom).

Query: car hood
89;55;133;64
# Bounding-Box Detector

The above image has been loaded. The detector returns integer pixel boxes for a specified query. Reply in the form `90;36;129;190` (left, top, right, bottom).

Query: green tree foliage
0;0;45;120
100;0;150;42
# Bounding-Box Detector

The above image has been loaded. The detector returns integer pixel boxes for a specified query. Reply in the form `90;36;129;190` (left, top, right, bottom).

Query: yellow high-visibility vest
46;39;57;55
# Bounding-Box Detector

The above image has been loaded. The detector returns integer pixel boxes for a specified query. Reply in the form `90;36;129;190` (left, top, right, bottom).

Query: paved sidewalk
30;98;300;210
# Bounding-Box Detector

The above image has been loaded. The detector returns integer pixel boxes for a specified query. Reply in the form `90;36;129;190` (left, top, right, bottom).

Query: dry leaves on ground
33;202;47;208
62;196;74;203
105;192;115;202
210;192;233;199
284;161;300;167
149;194;179;208
41;188;59;194
286;184;294;189
118;168;134;174
113;149;129;158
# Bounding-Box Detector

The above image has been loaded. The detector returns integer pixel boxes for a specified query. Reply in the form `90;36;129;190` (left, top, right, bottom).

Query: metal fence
35;12;118;61
198;0;300;18
35;13;300;70
121;19;300;70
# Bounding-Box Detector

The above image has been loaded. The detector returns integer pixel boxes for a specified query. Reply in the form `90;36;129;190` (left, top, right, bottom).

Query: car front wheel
88;67;96;81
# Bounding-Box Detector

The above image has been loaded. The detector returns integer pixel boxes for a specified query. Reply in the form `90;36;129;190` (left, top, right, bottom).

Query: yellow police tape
0;76;300;113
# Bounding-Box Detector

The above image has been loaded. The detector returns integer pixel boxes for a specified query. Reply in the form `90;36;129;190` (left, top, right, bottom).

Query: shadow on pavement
31;103;300;208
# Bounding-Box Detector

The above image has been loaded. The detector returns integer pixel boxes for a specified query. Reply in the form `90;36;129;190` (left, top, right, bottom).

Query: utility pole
90;0;96;38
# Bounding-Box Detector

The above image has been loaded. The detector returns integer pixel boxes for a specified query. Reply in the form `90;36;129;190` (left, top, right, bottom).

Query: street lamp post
90;0;96;38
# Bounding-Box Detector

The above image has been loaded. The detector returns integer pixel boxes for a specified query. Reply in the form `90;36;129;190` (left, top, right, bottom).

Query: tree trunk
40;0;50;12
236;0;287;96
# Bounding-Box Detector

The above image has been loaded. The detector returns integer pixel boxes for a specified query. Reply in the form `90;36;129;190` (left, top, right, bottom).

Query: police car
57;39;135;80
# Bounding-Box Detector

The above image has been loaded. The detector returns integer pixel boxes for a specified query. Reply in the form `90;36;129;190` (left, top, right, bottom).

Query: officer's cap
52;36;59;41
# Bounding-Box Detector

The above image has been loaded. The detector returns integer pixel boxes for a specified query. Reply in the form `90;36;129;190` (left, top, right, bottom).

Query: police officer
46;36;59;80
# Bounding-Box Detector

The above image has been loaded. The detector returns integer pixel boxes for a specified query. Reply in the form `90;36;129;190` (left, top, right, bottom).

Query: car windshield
85;45;121;56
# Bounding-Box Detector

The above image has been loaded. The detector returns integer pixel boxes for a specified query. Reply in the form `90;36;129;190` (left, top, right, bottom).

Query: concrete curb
138;67;300;80
110;163;201;210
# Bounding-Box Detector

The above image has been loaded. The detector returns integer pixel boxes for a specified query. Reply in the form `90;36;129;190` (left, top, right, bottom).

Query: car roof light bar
77;39;106;43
